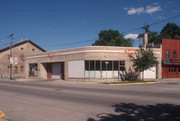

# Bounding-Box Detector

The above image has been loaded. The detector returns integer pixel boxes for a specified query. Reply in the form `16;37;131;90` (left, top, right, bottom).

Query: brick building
0;40;46;78
162;39;180;78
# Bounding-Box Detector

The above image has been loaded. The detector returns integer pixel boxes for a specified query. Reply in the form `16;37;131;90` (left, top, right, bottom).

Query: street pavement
0;79;180;121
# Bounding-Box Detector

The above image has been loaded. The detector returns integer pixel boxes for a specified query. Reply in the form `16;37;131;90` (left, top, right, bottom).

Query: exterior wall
0;42;44;78
162;39;180;78
25;46;161;81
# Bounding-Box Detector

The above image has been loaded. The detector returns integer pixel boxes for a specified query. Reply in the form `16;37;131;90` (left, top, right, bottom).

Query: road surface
0;80;180;121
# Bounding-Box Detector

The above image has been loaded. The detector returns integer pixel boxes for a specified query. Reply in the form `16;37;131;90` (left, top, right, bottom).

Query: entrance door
60;62;65;80
52;63;61;79
47;63;52;79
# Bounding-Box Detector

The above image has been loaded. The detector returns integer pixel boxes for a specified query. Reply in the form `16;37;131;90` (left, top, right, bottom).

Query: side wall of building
0;42;44;78
162;39;180;78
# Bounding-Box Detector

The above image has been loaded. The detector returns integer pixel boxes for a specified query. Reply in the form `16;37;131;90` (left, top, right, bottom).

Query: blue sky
0;0;180;51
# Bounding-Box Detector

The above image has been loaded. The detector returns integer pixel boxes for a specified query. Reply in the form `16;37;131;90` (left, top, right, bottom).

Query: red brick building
162;39;180;78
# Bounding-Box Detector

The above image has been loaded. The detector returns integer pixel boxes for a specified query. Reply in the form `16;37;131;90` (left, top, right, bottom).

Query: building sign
48;52;55;58
125;49;136;55
10;57;18;65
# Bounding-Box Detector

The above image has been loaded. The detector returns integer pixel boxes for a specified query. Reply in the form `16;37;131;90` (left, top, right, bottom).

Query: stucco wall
25;46;161;81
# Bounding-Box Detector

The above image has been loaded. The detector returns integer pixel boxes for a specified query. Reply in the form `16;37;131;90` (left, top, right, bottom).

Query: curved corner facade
25;46;161;81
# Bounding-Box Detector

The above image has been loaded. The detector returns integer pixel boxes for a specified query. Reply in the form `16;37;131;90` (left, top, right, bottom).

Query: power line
0;8;122;12
122;14;180;34
43;39;95;47
149;14;180;26
42;14;180;47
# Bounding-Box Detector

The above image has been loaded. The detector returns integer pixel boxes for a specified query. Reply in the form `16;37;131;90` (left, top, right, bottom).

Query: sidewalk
0;119;7;121
0;78;100;85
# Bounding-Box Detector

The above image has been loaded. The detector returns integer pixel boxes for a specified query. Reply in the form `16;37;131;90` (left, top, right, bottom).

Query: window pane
96;60;100;70
85;60;89;71
102;61;105;70
90;61;95;71
166;50;170;58
102;61;112;70
169;66;176;72
114;61;118;70
107;61;112;70
173;50;177;58
120;61;125;71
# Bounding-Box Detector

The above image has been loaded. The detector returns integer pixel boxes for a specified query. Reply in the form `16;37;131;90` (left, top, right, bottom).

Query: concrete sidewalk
0;119;7;121
1;77;180;86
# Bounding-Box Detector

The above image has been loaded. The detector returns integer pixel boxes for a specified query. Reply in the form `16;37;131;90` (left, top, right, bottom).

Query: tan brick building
25;46;161;81
0;40;46;78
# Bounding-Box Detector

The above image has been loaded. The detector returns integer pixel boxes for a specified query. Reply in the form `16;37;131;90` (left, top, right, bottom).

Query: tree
138;31;161;44
92;29;133;47
129;46;158;80
160;22;180;39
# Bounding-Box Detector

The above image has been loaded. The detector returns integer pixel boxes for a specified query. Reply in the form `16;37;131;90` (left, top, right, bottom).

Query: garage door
52;63;61;79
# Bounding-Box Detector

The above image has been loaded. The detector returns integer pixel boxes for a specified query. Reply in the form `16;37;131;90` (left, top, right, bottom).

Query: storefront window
90;61;95;70
114;61;118;70
85;60;125;78
169;66;176;72
120;61;125;71
85;61;89;71
95;61;100;70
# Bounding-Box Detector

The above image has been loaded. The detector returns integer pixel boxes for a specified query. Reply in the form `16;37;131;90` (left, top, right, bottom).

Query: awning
163;58;180;65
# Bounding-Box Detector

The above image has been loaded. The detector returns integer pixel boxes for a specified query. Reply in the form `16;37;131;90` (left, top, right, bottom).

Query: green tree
160;22;180;39
129;46;158;80
138;31;161;44
92;29;133;47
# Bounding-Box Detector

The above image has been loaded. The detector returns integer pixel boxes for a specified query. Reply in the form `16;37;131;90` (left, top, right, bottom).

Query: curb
0;111;5;119
109;82;157;85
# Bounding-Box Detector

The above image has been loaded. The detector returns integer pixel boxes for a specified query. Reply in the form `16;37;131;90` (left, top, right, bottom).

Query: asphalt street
0;80;180;121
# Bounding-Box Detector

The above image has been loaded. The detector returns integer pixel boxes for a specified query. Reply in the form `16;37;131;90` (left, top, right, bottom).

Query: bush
125;69;140;81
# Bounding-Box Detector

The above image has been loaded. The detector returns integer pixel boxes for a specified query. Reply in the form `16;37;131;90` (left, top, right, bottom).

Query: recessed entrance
46;62;64;80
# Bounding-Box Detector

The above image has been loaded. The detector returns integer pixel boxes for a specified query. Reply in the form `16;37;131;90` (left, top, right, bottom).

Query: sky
0;0;180;51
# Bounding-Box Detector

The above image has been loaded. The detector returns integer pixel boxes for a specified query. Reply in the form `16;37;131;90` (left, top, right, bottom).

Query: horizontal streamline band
26;50;160;59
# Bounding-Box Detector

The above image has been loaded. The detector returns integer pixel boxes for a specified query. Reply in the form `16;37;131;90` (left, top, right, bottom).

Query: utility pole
8;33;14;80
142;25;149;49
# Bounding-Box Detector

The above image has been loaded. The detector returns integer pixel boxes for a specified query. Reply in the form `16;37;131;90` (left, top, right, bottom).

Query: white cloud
146;6;162;14
127;7;144;15
125;5;162;15
125;34;139;40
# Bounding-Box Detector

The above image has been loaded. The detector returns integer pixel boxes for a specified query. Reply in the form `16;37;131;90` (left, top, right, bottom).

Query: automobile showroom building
25;46;161;81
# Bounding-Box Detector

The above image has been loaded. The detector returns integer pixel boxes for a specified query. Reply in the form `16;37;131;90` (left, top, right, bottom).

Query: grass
103;80;156;85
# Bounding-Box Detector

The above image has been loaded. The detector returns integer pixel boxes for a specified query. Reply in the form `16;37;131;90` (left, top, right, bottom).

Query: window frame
173;50;177;58
166;49;170;58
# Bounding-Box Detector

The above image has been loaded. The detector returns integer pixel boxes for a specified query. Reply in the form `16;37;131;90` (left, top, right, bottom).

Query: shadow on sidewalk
87;103;180;121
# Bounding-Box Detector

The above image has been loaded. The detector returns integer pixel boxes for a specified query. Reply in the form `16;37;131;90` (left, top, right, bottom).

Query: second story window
166;49;170;58
173;50;177;58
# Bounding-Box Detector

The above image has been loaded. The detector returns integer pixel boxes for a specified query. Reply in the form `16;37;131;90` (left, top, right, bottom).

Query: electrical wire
42;14;180;47
0;8;122;12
